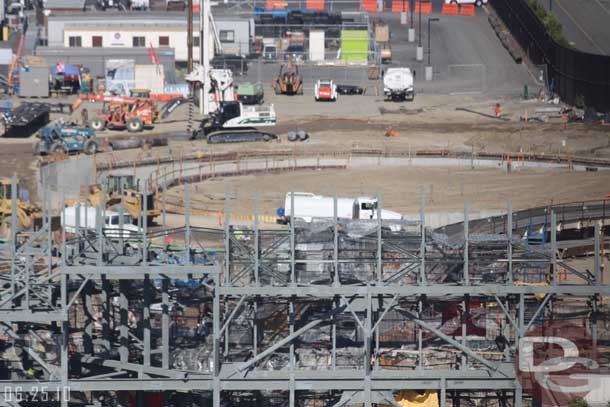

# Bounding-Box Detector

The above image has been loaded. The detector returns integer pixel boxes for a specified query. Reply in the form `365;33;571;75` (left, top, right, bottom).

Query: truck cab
353;197;403;220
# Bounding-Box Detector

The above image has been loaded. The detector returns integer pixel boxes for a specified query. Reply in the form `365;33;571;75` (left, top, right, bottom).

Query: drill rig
186;67;277;144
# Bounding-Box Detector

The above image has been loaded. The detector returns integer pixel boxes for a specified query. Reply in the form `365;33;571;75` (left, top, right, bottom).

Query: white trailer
279;192;403;223
383;67;415;102
61;206;141;239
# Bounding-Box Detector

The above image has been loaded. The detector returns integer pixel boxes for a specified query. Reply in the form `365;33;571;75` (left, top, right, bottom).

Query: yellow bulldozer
0;178;42;239
68;175;159;225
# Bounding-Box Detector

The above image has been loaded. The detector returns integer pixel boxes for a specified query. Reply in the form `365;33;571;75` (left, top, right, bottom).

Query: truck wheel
475;0;482;5
287;131;298;142
91;118;105;131
126;117;144;133
263;134;272;142
297;130;308;141
51;142;65;154
84;139;98;155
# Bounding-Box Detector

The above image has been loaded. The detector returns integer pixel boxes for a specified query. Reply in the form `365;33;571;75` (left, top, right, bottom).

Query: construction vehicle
77;93;160;132
383;67;415;102
71;175;159;225
314;79;338;102
186;66;277;144
277;192;403;224
192;101;277;143
33;123;98;155
0;178;41;239
237;82;264;105
272;60;303;95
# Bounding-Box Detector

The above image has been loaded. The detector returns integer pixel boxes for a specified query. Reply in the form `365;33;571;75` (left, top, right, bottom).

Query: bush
568;400;590;407
527;0;571;47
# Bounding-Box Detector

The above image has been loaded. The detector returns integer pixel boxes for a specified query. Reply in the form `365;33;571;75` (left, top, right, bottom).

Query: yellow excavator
68;175;159;225
0;178;42;239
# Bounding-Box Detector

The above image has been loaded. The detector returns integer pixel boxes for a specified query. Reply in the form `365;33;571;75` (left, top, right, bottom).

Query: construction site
0;0;610;405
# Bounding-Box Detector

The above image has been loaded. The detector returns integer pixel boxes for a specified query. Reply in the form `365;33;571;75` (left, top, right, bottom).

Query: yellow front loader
0;179;42;239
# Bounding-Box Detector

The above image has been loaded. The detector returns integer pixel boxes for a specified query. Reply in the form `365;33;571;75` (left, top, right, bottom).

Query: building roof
45;0;86;9
48;10;249;22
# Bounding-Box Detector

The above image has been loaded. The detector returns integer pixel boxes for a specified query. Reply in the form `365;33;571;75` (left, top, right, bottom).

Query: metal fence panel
491;0;610;112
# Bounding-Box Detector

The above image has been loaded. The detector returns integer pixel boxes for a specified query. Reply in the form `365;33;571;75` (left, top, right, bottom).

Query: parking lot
220;1;537;97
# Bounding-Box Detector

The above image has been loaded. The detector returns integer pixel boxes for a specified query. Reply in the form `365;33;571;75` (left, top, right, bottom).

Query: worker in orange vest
494;103;501;118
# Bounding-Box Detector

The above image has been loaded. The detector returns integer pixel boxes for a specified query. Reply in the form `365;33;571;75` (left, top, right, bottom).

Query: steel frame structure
0;177;608;407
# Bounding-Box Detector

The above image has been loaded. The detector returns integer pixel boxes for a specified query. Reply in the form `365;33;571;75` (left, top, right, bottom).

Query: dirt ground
167;166;610;217
1;93;609;204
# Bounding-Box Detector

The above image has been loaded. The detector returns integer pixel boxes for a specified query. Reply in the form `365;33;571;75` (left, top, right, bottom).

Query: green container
237;82;264;105
341;30;369;62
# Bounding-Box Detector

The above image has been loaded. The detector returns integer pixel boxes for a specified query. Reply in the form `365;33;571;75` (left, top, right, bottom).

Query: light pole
416;1;424;61
408;0;415;42
425;17;439;81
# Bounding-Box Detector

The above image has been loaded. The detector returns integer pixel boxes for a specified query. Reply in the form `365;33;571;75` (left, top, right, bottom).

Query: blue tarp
52;64;80;76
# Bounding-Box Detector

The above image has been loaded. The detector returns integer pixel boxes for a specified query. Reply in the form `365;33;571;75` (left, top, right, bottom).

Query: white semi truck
61;206;141;239
278;192;403;223
383;67;415;102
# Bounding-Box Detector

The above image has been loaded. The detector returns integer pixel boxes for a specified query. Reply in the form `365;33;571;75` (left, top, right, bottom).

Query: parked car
211;55;248;75
283;45;307;63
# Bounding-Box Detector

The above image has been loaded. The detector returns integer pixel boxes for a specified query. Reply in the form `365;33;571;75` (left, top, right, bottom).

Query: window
219;30;234;43
132;36;146;47
193;35;200;47
159;36;169;46
92;35;103;47
68;36;82;47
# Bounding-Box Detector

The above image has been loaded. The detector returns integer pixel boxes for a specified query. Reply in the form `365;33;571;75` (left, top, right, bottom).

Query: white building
45;12;253;63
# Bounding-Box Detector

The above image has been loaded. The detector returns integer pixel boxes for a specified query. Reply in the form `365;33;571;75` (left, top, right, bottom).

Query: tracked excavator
186;67;277;144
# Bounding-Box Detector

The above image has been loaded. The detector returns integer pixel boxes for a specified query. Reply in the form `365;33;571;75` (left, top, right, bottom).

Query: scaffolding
0;176;608;407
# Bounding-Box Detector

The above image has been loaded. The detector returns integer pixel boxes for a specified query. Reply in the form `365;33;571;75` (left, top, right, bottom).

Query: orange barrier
442;2;458;14
391;0;409;12
414;1;432;14
361;0;378;12
306;0;325;10
265;0;286;8
192;3;200;12
460;4;475;15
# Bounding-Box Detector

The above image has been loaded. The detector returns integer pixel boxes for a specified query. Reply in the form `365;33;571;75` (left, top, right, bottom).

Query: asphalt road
537;0;610;55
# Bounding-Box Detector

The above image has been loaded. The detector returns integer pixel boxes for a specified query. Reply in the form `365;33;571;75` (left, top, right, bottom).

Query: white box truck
61;206;141;239
383;67;415;102
278;192;403;223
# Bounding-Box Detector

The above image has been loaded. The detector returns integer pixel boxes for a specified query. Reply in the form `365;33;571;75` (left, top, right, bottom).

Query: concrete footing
416;46;423;61
425;66;433;81
408;28;415;42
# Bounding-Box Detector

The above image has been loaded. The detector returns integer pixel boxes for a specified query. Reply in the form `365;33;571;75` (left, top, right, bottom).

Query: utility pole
187;0;193;73
199;0;210;115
